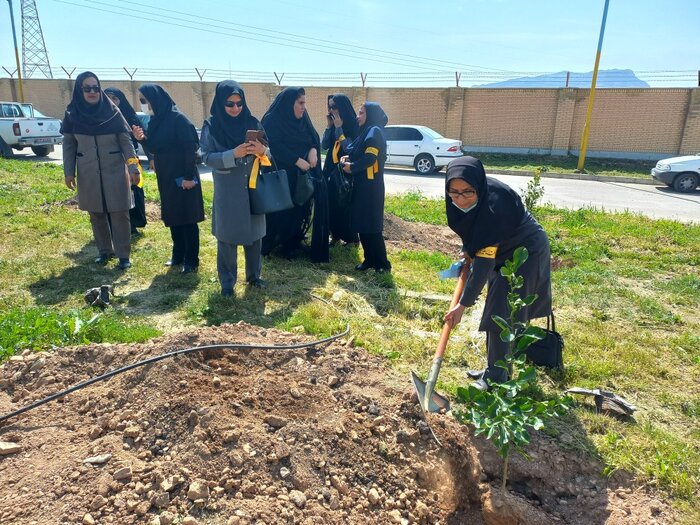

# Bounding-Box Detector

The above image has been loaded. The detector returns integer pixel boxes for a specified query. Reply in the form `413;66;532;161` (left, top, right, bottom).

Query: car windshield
420;127;443;139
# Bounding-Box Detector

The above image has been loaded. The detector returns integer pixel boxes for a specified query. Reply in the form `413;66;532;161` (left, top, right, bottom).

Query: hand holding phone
245;129;267;146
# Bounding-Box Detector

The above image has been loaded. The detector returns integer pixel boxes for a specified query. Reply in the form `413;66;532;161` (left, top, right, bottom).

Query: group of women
62;72;552;389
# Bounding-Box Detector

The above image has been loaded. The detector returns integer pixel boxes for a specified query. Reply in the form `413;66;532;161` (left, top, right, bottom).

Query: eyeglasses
138;98;147;105
447;189;476;199
82;86;100;93
225;101;244;108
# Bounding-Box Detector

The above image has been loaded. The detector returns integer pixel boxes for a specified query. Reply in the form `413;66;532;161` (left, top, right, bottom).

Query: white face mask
140;103;153;116
452;200;477;213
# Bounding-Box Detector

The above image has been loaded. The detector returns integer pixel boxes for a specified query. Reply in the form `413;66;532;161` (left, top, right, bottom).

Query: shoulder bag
248;156;294;215
331;164;353;207
523;313;564;370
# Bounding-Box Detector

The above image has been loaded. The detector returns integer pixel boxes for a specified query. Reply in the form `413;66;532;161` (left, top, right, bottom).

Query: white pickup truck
0;101;63;158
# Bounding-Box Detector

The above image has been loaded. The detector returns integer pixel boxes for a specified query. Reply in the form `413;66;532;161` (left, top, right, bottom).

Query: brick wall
2;78;698;159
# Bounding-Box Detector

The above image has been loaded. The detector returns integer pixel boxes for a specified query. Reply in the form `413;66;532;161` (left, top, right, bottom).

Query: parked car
651;154;700;193
0;101;62;158
134;112;202;163
383;125;462;174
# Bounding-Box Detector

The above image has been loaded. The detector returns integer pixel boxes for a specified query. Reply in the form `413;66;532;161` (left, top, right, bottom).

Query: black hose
0;326;350;425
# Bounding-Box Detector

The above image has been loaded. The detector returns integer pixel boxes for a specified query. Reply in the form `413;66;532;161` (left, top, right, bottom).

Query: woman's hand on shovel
444;304;466;328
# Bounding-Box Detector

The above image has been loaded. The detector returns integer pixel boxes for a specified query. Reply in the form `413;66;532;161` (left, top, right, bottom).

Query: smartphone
245;129;267;145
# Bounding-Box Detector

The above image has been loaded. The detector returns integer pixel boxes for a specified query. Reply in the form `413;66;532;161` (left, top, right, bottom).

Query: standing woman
132;84;204;274
104;87;147;236
200;80;268;295
322;93;359;245
339;102;391;273
260;87;324;260
61;71;141;270
442;156;552;390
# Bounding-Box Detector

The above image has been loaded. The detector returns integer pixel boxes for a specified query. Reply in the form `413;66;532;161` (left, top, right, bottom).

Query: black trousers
170;223;200;267
359;232;391;270
482;331;510;383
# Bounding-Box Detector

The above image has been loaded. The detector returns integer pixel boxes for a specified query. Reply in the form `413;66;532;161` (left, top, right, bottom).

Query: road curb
485;169;655;185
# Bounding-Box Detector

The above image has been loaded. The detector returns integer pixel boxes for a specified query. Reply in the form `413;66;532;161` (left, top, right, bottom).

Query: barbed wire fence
2;67;699;87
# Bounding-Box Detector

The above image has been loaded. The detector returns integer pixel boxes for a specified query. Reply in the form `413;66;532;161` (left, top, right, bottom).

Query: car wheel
414;154;434;175
31;146;52;157
672;172;699;193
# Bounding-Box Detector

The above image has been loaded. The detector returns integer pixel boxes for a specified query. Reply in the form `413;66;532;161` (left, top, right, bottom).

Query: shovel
411;260;470;413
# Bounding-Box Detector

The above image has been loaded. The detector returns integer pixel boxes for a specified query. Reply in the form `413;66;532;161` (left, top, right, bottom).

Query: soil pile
0;324;671;524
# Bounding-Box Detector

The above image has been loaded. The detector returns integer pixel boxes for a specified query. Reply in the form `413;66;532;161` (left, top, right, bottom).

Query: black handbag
248;158;294;215
524;313;564;369
293;168;315;206
331;164;353;207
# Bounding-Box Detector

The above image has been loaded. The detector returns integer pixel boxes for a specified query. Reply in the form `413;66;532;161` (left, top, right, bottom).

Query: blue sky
1;0;698;86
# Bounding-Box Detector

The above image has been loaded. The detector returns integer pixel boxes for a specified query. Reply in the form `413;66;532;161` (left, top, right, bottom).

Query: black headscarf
348;102;388;162
330;93;360;141
60;71;129;136
445;156;526;257
104;87;140;128
262;87;319;153
138;84;198;151
205;80;260;150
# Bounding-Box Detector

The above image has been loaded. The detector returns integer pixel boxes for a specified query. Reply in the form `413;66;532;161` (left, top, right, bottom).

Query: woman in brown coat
62;71;141;269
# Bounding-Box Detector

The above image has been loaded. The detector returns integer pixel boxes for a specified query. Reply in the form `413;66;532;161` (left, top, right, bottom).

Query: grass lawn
472;152;653;179
1;158;698;521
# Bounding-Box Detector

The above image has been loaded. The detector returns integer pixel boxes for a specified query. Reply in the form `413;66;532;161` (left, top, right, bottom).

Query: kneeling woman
443;157;552;390
200;80;268;295
339;102;391;272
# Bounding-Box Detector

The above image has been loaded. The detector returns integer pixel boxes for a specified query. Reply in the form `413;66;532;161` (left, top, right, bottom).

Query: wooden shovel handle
434;259;470;360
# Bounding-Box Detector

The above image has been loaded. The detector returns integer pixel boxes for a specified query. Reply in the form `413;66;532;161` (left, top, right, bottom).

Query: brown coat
62;132;137;213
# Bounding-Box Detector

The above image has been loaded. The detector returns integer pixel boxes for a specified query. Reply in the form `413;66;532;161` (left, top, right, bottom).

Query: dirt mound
0;324;671;524
383;214;458;257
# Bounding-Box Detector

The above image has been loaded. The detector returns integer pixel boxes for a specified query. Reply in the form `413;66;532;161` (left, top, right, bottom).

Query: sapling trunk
501;456;509;491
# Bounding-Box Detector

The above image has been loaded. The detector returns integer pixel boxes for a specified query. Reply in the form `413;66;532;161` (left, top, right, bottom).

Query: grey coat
200;124;265;245
62;132;138;213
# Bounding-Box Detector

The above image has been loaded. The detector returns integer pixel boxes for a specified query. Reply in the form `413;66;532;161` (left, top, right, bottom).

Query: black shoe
247;278;267;289
355;262;370;271
94;254;114;265
165;259;183;267
467;369;485;380
117;258;132;270
221;288;234;297
182;265;198;274
471;379;489;392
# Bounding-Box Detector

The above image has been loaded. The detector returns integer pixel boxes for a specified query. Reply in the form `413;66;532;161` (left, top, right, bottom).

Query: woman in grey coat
200;81;269;296
61;71;141;270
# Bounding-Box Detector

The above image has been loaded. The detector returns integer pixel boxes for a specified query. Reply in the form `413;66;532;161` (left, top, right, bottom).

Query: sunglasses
447;189;476;198
328;104;337;110
139;99;147;104
225;101;244;108
82;86;100;93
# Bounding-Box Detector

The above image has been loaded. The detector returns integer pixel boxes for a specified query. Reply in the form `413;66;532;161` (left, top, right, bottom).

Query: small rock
327;375;339;387
135;500;151;516
153;492;169;508
415;500;429;517
289;489;307;509
113;466;132;481
368;488;381;505
182;517;198;525
123;426;140;438
388;509;403;523
30;358;46;372
187;479;210;501
83;453;112;465
222;430;241;444
290;387;302;399
159;511;175;525
264;415;289;429
212;376;222;388
280;467;290;479
82;513;96;525
0;442;22;455
368;404;380;415
90;495;108;510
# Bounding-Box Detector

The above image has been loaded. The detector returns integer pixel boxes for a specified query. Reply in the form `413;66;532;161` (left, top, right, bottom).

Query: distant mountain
479;69;649;88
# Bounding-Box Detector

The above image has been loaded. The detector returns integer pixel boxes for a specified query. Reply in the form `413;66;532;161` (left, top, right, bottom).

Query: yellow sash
127;157;144;188
365;147;379;180
332;134;346;163
248;154;272;189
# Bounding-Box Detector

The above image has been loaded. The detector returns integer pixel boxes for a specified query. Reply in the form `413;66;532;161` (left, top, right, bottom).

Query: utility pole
577;0;611;172
6;0;25;101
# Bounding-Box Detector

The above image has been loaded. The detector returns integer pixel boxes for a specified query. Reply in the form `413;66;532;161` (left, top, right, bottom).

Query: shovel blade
411;370;450;413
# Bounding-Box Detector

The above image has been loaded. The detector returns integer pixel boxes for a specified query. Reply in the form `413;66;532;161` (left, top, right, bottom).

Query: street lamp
577;0;611;172
6;0;25;102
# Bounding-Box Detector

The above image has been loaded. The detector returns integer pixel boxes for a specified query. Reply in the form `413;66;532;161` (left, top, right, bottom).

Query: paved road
22;148;699;223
